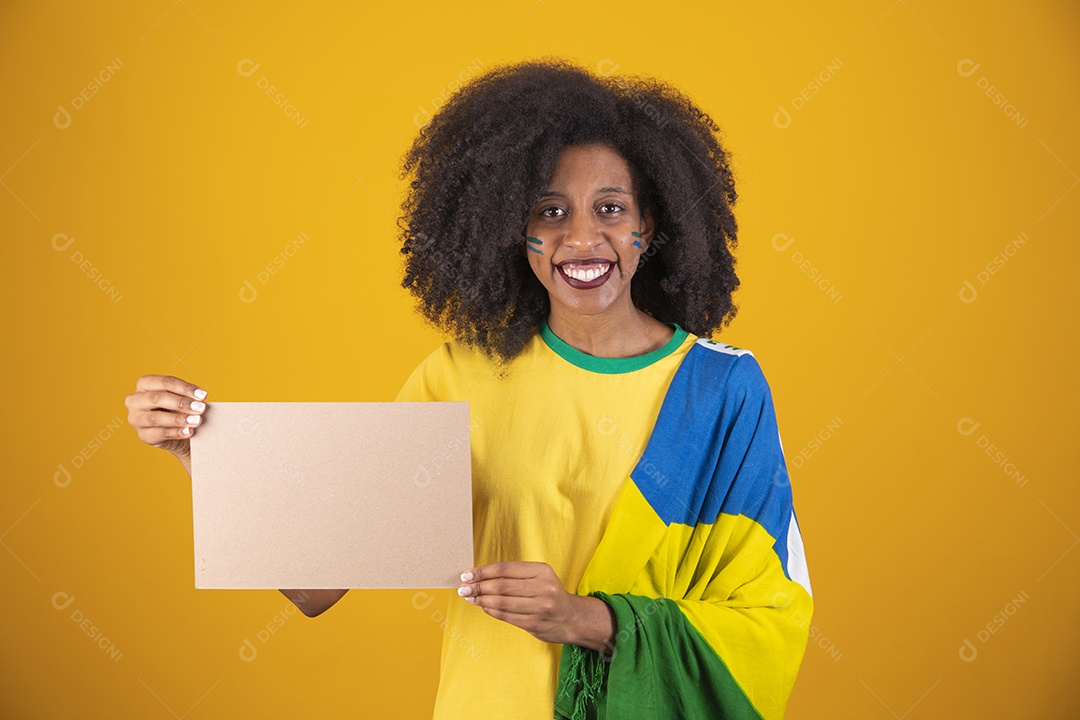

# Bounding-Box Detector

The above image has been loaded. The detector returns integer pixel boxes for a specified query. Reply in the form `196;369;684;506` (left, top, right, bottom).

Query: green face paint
526;236;544;255
631;231;643;249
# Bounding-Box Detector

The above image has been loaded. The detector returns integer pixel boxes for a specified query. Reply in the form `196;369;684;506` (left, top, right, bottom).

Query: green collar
539;318;689;374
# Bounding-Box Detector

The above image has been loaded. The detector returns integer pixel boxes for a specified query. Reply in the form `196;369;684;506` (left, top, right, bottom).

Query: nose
560;209;604;252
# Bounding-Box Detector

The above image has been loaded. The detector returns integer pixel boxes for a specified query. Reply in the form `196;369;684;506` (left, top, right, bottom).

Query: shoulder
681;337;771;400
694;337;754;358
395;342;453;402
394;338;504;402
406;338;489;374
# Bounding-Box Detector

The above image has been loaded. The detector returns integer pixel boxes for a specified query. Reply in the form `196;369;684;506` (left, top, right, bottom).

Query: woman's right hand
125;374;209;471
125;375;345;616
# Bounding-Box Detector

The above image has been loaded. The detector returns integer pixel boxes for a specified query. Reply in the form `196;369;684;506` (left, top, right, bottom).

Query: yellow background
2;1;1077;717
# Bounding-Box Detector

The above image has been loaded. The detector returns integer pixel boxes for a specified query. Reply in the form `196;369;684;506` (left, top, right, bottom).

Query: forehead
547;143;633;185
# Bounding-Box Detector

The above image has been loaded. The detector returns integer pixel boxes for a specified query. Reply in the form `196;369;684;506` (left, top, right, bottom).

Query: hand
457;561;615;651
124;374;209;467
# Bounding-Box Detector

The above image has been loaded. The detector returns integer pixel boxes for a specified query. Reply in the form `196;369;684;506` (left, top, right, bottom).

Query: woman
125;58;813;719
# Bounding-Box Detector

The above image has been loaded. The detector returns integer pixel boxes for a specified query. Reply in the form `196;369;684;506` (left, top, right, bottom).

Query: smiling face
525;142;654;322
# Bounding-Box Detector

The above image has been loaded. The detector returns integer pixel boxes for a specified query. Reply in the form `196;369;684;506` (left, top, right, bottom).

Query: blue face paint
633;241;643;248
631;231;643;249
526;236;544;255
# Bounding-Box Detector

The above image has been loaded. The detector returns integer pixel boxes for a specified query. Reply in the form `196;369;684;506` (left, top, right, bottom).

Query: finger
465;561;549;582
125;388;208;414
136;423;198;446
466;593;546;614
133;374;207;402
131;409;205;432
458;577;543;599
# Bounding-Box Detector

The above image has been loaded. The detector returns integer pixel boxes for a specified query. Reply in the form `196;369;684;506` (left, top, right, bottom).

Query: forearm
569;595;617;655
279;589;348;617
172;449;192;478
176;452;346;617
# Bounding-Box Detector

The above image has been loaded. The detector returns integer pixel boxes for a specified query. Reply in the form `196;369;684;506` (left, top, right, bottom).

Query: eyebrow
536;186;631;199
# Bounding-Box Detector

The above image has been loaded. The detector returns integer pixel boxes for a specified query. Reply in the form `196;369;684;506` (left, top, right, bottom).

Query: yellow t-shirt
395;318;697;718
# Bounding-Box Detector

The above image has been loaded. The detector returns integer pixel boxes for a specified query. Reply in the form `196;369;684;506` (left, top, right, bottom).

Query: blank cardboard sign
189;402;473;589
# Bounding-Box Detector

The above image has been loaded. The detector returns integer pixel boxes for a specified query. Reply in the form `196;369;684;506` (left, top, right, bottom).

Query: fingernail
460;571;473;582
194;388;207;401
182;427;191;436
186;415;201;425
457;586;471;596
191;401;206;412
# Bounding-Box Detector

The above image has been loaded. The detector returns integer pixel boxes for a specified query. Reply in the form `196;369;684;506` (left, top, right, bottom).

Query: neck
546;300;673;358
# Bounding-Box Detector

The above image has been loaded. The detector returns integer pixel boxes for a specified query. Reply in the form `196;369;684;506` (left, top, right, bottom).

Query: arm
279;589;349;618
175;437;349;618
176;450;192;478
127;375;352;619
170;351;441;618
567;595;617;655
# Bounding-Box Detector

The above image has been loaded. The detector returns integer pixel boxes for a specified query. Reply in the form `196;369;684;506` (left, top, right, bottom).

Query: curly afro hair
397;56;741;366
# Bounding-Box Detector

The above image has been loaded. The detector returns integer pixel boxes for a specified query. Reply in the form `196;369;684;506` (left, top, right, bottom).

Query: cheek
527;253;551;282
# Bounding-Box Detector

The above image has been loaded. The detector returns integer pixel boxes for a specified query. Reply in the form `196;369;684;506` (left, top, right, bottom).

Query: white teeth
562;263;610;282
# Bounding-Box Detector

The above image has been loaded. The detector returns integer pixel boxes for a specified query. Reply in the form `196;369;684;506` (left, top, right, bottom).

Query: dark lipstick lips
557;260;615;289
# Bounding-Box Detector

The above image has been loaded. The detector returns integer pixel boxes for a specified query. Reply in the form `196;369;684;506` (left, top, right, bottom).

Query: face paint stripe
527;244;544;254
526;236;543;245
633;241;643;248
630;231;641;237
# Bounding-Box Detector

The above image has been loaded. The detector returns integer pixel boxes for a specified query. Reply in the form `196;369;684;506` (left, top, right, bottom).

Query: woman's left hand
457;561;607;647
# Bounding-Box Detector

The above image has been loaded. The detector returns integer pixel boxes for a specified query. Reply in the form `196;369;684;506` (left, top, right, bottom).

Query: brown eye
599;203;624;213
